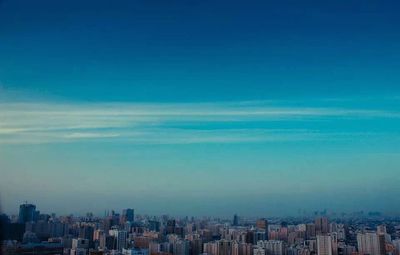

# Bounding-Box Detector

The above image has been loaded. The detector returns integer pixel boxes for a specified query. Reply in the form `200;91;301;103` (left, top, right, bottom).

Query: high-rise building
253;246;266;255
189;238;203;255
79;225;94;247
203;242;219;255
72;238;89;249
174;240;190;255
116;230;128;251
233;215;239;226
257;240;286;255
357;232;385;255
317;235;333;255
122;209;135;223
315;217;329;235
254;231;267;243
218;240;233;255
167;220;176;235
232;242;252;255
306;224;316;239
393;239;400;255
256;219;268;230
122;248;149;255
18;203;36;224
149;220;160;232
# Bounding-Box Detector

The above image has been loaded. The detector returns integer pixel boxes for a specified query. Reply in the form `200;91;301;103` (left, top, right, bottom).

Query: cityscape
1;203;400;255
1;1;400;255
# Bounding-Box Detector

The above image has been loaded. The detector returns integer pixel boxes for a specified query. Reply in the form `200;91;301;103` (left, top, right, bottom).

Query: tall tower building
306;223;316;239
116;230;128;251
233;214;239;226
174;240;190;255
357;232;385;255
315;217;329;234
122;209;135;223
18;203;36;224
166;219;176;235
317;235;333;255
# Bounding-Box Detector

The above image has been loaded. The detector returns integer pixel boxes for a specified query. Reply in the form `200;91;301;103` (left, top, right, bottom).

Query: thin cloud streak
0;101;399;144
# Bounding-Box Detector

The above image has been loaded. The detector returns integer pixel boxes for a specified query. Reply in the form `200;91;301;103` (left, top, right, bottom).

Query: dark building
105;235;117;250
174;226;184;238
149;220;160;232
1;214;10;241
166;220;176;234
9;223;26;242
315;217;329;234
18;204;37;224
233;214;239;226
245;230;255;244
14;242;63;255
79;225;94;248
122;209;135;223
189;238;203;255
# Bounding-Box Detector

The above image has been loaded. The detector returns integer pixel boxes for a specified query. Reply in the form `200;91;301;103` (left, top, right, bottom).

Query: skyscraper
317;235;333;255
167;219;176;234
122;208;135;223
233;214;239;226
357;232;385;255
18;203;36;224
256;218;269;239
315;217;329;235
116;230;128;251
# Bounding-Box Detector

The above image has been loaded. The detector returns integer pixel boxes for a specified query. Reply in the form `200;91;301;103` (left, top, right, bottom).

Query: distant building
18;203;36;224
149;220;161;232
13;242;64;255
254;246;266;255
72;238;89;250
173;239;190;255
256;219;268;231
257;240;286;255
315;217;329;235
232;242;252;255
233;215;239;226
167;220;176;234
122;208;135;223
306;224;316;239
122;248;149;255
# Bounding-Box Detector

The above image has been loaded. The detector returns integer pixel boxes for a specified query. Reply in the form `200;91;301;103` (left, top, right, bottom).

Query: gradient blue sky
1;0;400;217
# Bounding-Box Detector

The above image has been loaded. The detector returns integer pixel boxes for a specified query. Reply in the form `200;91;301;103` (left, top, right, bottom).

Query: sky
0;0;400;217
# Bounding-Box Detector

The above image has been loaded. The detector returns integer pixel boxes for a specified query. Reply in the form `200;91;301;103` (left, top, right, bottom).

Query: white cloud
0;101;398;144
64;132;120;139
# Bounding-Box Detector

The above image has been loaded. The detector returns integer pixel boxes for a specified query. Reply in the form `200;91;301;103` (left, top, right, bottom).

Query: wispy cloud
0;101;399;144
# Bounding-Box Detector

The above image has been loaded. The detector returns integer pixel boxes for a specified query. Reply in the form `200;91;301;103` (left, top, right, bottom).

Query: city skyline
1;0;400;216
3;201;399;255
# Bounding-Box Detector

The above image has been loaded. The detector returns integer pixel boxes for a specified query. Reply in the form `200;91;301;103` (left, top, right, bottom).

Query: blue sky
0;0;400;216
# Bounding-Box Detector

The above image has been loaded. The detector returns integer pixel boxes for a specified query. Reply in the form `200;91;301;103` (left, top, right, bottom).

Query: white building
393;239;400;255
357;232;385;255
257;240;286;255
317;235;332;255
254;247;266;255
